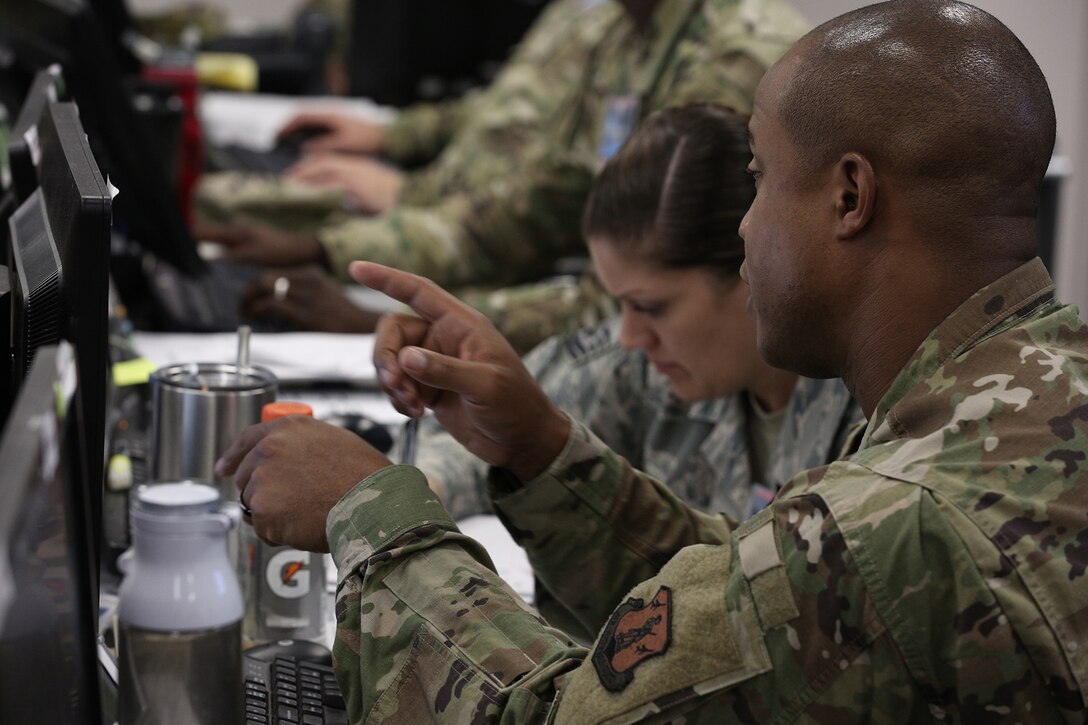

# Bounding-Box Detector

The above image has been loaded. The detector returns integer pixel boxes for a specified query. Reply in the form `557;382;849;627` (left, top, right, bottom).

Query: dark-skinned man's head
740;0;1055;393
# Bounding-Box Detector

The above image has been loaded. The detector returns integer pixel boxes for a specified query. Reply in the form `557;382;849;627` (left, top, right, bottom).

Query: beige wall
789;0;1088;311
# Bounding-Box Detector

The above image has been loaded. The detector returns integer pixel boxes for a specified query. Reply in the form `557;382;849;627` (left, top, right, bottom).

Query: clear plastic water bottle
118;482;243;725
240;402;327;646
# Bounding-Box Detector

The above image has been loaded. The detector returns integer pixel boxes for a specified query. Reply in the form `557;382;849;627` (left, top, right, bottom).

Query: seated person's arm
276;112;389;155
215;263;900;723
284;154;404;215
381;93;480;165
316;146;596;289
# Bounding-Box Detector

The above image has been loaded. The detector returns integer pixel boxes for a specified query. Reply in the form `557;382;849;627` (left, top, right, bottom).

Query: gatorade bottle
240;402;327;646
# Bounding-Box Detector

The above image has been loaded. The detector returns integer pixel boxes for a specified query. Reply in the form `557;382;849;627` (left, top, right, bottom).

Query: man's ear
834;152;876;239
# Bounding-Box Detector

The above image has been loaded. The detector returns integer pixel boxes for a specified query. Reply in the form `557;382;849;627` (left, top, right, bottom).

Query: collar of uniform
687;392;731;424
860;257;1055;448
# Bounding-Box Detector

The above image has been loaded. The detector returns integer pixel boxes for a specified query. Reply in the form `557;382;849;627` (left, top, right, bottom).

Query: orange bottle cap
261;401;314;422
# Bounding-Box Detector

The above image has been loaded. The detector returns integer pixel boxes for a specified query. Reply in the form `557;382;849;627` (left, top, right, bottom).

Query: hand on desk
196;222;325;268
216;415;392;552
354;261;571;482
242;265;382;333
285;155;404;215
277;112;388;155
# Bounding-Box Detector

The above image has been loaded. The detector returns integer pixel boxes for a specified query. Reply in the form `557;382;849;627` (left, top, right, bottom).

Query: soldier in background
220;1;1088;720
197;0;808;348
399;105;862;642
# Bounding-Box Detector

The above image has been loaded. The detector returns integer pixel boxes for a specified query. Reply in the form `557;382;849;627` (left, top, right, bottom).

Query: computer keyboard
244;642;348;725
208;143;303;175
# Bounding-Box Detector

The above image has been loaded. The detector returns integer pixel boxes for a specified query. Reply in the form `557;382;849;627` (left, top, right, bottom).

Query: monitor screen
0;0;205;276
0;342;102;724
7;100;111;573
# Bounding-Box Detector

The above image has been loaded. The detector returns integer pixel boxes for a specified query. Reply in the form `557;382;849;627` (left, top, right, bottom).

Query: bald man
219;1;1088;721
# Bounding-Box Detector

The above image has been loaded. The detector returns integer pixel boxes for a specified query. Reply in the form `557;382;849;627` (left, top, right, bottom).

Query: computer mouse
323;413;394;453
245;638;332;666
276;125;329;152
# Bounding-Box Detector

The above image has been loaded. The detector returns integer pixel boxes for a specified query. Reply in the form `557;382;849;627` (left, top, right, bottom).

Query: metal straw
236;324;252;373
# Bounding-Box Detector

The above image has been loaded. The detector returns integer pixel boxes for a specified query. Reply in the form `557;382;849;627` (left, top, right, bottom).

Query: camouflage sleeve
318;149;594;287
327;457;916;721
463;268;619;355
489;420;734;636
194;171;346;232
382;94;481;166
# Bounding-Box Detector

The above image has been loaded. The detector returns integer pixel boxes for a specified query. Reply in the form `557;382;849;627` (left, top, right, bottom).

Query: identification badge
597;95;641;163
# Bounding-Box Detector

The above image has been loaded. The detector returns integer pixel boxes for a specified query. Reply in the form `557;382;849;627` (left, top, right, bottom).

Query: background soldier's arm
318;148;595;288
383;95;480;166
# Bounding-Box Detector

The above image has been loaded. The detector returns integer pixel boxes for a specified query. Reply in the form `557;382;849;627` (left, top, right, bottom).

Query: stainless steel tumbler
149;362;277;499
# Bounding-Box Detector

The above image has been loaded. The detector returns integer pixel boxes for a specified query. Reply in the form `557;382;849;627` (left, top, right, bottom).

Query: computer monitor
0;343;102;724
6;101;111;572
0;0;205;276
8;64;64;207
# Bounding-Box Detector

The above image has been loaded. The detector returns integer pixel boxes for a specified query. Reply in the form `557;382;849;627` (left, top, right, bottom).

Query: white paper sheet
200;91;396;151
132;331;377;385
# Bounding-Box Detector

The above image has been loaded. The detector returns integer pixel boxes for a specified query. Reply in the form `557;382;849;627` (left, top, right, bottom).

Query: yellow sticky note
112;358;159;388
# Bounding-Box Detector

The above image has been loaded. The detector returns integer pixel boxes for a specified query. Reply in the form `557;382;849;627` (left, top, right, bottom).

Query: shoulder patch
592;586;672;692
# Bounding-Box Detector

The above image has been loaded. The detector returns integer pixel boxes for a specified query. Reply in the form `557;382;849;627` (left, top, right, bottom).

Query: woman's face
590;236;765;403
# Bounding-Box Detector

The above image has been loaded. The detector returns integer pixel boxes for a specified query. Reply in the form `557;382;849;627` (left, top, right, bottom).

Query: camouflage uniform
405;316;862;643
459;266;619;355
406;317;862;524
326;258;1088;722
194;0;619;229
317;0;806;289
381;0;615;168
197;0;806;291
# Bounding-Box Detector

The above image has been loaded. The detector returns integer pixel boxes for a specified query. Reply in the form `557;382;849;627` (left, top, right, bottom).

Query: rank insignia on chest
592;586;672;691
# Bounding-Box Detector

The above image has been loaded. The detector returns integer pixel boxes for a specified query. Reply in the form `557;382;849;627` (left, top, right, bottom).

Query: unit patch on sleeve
592;586;672;692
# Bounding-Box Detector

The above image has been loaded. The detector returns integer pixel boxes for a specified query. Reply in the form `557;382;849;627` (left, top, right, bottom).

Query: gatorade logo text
266;549;311;599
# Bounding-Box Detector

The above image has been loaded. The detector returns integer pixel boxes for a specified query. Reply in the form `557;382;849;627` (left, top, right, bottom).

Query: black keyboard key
321;687;345;710
245;641;343;724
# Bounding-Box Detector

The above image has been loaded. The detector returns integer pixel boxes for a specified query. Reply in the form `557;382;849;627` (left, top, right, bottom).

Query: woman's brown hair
582;103;752;276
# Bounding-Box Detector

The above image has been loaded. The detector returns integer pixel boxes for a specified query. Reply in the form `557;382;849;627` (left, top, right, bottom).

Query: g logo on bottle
266;549;311;599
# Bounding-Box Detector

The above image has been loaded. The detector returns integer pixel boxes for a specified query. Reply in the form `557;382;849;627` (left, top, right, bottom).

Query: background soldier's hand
216;415;392;552
354;261;571;481
242;265;382;333
276;111;388;155
197;223;326;267
285;155;404;215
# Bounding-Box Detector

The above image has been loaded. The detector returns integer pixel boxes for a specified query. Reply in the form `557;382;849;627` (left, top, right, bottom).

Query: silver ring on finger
239;490;253;518
273;276;290;302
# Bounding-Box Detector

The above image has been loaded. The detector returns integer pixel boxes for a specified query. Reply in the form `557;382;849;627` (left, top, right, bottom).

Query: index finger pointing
349;261;468;324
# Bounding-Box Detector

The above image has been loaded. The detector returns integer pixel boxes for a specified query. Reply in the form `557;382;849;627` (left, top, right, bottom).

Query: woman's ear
835;152;876;239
